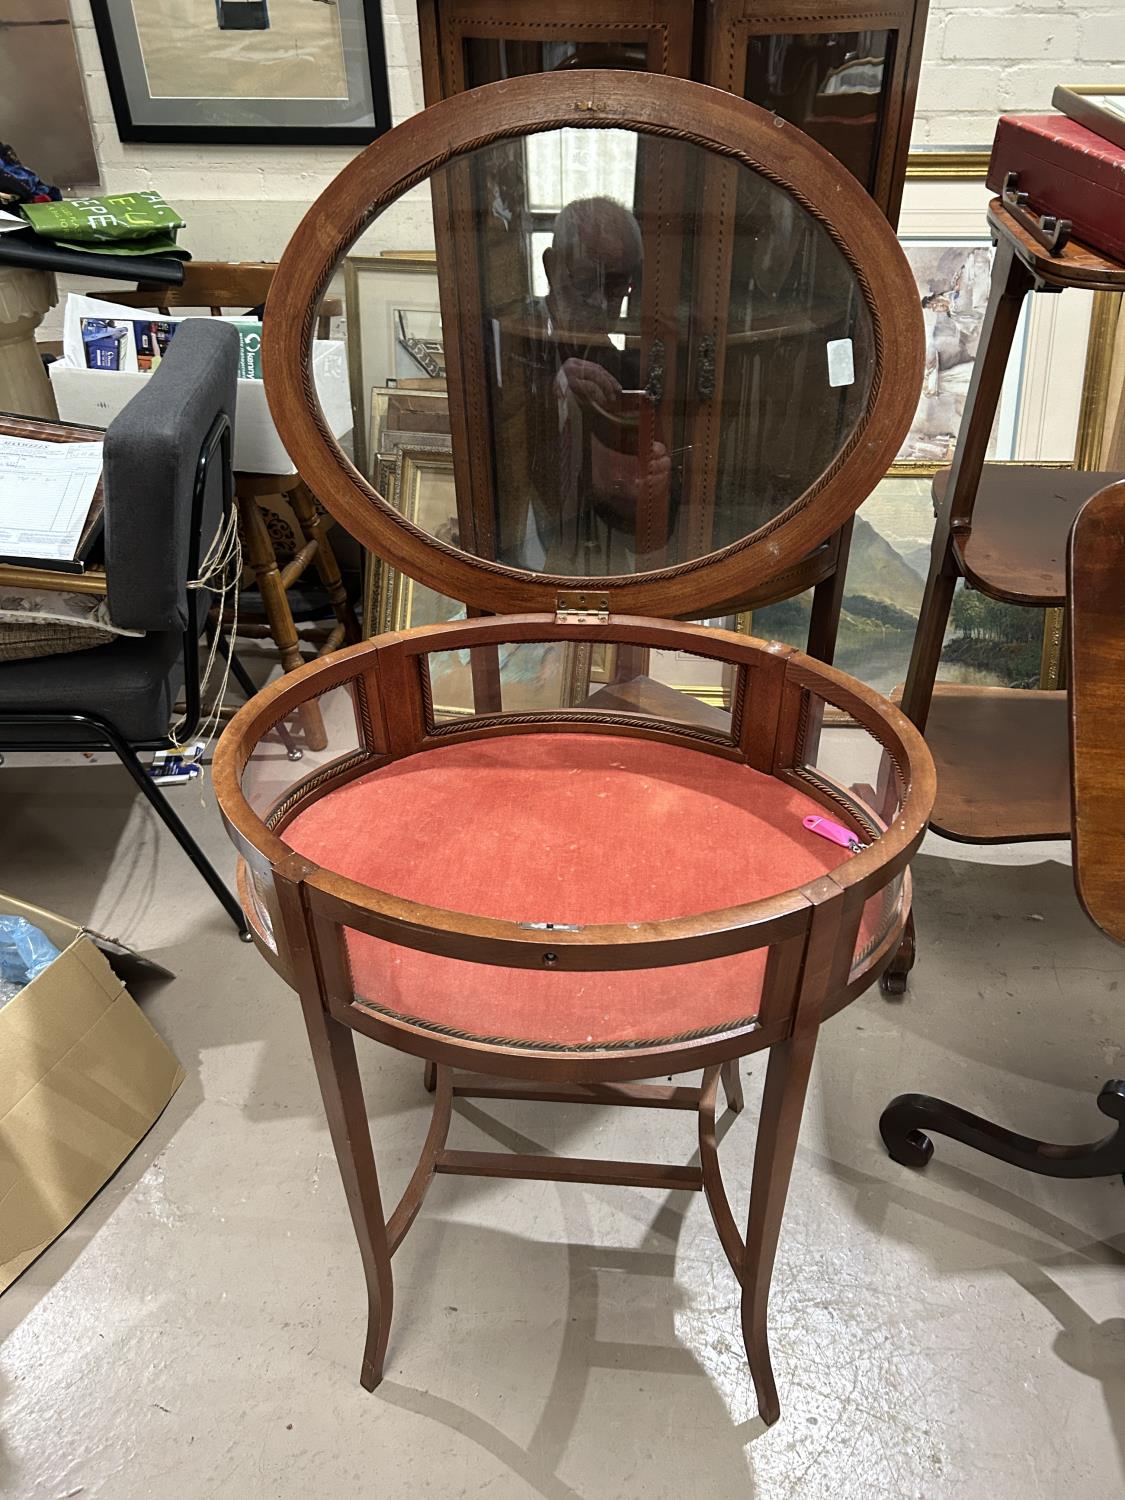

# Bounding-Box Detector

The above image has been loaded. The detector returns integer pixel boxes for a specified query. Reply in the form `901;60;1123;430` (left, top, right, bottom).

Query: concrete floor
1;750;1123;1499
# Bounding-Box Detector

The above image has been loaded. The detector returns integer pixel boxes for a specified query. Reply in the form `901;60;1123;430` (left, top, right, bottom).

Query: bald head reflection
543;196;642;334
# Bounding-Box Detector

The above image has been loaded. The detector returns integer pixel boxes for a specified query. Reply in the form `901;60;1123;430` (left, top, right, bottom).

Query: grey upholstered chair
0;320;253;938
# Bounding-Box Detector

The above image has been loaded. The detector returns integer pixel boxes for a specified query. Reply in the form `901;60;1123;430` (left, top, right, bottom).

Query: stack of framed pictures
344;252;452;639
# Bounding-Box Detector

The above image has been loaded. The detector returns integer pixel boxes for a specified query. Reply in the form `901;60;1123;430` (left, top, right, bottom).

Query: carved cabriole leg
880;1079;1125;1180
880;907;916;997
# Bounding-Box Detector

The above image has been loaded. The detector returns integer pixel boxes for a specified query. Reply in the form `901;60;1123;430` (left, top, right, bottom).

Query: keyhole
542;952;558;968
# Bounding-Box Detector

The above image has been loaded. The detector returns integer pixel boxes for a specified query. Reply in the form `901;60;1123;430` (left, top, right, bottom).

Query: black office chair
0;320;255;938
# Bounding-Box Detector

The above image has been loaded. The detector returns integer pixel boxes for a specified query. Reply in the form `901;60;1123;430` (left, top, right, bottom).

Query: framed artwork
89;0;391;145
368;386;450;478
752;471;1065;697
0;2;97;187
343;256;445;476
360;446;581;718
362;448;460;637
892;239;1025;472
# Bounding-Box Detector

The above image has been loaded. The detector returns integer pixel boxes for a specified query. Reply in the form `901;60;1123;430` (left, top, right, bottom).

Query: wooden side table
883;202;1125;992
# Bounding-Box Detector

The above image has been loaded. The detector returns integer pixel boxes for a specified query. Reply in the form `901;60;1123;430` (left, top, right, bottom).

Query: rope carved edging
351;993;762;1053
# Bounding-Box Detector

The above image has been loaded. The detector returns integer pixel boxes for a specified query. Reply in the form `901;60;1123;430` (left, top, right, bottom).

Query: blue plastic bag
0;915;61;995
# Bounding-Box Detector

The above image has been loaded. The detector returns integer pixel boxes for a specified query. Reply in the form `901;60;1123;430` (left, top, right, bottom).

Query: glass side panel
342;929;766;1050
339;122;874;582
240;681;370;823
743;30;895;194
791;686;907;973
423;642;740;738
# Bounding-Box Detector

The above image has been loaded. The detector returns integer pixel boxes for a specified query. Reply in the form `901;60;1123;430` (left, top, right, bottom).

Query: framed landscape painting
90;0;391;144
752;472;1061;697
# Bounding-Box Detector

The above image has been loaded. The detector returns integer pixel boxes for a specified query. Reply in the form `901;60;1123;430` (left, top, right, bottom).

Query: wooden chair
881;204;1125;993
881;477;1125;1181
109;262;361;751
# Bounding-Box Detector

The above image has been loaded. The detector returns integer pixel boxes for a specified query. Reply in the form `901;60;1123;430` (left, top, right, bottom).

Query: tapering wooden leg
423;1060;437;1093
898;543;959;731
720;1058;744;1114
741;1029;817;1426
805;518;852;666
300;1004;394;1390
900;237;1031;734
238;485;328;750
290;481;361;645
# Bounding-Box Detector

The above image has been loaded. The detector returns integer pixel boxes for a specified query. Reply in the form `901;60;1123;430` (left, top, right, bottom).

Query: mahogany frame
263;70;923;619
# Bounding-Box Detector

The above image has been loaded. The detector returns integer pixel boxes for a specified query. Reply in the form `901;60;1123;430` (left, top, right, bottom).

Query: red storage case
987;113;1125;265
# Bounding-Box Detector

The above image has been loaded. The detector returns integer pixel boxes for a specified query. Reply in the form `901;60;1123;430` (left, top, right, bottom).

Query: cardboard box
49;338;352;475
0;894;183;1294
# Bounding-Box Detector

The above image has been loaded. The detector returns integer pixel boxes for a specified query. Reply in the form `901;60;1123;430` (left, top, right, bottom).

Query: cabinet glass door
743;30;896;195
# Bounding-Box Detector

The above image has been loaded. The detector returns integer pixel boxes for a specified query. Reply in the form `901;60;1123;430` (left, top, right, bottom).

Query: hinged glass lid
265;70;923;619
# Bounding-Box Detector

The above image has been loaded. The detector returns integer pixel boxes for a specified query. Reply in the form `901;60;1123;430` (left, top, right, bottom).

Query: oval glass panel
335;122;874;580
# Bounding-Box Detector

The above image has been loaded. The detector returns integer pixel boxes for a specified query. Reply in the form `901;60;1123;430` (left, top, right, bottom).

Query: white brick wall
65;0;427;260
61;1;1124;253
916;2;1124;144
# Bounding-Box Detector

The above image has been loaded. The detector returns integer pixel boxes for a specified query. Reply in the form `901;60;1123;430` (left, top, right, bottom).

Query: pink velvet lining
283;734;876;1048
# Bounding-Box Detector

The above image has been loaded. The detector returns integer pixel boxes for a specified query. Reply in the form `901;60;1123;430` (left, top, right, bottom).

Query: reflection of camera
215;1;270;30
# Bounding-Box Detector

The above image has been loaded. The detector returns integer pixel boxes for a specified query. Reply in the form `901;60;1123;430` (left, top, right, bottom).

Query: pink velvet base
284;734;873;1048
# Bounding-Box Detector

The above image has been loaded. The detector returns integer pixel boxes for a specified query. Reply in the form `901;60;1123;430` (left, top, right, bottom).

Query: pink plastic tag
803;814;863;852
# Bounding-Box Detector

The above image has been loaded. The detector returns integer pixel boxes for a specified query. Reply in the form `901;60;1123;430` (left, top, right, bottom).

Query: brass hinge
555;592;609;624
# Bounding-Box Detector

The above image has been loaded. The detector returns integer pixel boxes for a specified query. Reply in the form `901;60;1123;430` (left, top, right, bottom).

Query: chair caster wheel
881;969;908;996
239;928;254;943
287;747;304;762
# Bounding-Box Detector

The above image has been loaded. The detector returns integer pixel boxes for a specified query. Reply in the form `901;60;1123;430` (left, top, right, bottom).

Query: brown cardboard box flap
0;894;184;1293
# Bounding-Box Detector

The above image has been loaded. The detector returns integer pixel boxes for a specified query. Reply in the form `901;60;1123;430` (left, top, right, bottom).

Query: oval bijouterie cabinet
214;72;933;1425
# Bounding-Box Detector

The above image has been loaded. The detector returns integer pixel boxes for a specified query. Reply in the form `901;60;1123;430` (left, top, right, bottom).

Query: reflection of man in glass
521;196;671;572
